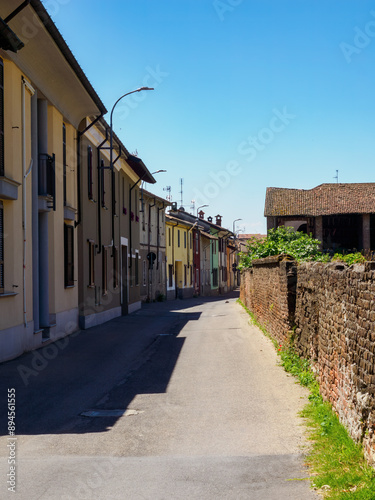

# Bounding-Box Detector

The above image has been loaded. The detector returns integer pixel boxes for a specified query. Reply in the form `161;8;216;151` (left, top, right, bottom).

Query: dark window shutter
101;159;105;207
0;202;3;293
0;58;4;177
88;146;93;199
64;224;74;286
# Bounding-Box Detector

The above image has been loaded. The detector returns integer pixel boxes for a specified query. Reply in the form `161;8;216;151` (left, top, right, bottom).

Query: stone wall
240;258;375;465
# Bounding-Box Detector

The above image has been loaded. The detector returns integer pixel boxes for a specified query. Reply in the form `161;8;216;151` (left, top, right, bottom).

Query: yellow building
0;0;106;361
166;215;194;300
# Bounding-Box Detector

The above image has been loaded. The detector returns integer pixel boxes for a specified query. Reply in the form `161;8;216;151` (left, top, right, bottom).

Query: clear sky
42;0;375;234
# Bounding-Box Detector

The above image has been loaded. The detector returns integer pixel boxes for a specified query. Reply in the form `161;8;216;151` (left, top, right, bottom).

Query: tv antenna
163;185;172;201
190;199;196;214
333;170;339;184
179;178;184;208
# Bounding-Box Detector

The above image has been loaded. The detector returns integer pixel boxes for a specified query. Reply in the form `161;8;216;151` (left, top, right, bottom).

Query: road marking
80;409;144;417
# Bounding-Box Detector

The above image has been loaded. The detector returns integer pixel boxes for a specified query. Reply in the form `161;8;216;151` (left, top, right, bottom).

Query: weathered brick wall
295;261;375;464
240;258;375;465
240;255;297;344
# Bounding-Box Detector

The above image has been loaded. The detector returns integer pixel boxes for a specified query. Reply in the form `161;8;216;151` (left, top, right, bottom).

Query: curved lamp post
108;86;154;264
197;204;208;218
109;87;154;173
233;218;242;234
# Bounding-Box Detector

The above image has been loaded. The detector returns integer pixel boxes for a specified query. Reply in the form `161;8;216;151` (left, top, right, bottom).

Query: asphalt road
0;292;319;499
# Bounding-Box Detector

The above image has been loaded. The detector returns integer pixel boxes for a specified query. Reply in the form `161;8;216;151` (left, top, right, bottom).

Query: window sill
0;291;18;298
65;285;75;289
87;284;95;289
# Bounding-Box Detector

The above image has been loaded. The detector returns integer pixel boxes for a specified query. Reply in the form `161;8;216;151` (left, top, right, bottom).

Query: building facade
265;183;375;252
139;189;169;302
0;0;106;361
166;215;194;300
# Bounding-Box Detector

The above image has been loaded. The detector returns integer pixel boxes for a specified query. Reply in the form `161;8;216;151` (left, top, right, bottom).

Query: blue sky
43;0;375;234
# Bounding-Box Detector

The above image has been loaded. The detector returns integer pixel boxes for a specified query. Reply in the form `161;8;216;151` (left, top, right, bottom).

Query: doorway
121;246;128;315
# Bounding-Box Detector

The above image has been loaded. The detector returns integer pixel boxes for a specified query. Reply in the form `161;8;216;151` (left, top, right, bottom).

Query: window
88;240;95;286
63;124;67;206
0;58;4;177
213;268;218;287
184;232;186;248
223;267;227;283
190;267;193;285
168;228;171;246
143;260;147;286
113;246;119;288
135;252;139;285
88;146;93;200
101;159;106;207
102;246;108;295
196;268;199;287
184;265;187;286
122;177;125;214
0;201;3;293
168;264;173;287
64;224;74;286
178;230;180;247
195;233;199;253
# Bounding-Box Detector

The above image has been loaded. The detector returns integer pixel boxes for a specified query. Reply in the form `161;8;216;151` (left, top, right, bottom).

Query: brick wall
240;258;375;465
240;255;297;345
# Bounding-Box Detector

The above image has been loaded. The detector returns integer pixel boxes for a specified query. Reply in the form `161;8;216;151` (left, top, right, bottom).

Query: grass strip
237;299;375;499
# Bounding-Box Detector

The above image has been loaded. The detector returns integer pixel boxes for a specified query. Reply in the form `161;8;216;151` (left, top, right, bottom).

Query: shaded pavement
0;292;318;499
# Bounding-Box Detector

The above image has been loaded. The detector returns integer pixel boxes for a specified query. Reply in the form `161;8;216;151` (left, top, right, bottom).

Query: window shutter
0;202;3;293
0;58;4;177
88;146;93;199
64;224;74;286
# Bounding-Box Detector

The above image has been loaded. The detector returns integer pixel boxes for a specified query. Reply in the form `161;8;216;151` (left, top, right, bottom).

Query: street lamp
233;218;242;234
197;204;208;217
109;87;154;174
140;170;167;211
109;86;154;260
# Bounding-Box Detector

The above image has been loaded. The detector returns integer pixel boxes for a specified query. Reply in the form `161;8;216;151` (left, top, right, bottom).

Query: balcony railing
38;153;56;211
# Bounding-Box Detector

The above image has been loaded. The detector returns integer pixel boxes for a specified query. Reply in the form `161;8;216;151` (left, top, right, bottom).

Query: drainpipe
21;77;35;327
156;202;165;270
129;173;147;268
147;197;156;300
37;99;49;328
96;128;108;254
31;89;39;332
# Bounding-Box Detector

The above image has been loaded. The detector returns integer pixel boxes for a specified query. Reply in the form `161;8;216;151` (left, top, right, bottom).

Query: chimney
215;214;222;226
198;210;205;219
207;216;213;223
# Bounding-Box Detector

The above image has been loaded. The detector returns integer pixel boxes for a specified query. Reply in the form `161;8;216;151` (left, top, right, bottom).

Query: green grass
237;299;375;499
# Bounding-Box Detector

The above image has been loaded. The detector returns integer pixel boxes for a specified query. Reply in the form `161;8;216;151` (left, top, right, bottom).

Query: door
121;246;128;315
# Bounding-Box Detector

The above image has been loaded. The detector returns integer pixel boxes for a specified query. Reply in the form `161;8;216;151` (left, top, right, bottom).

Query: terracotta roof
237;234;266;241
265;183;375;217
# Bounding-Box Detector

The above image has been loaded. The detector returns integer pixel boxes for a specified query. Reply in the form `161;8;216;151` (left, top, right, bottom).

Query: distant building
265;183;375;251
237;234;266;252
165;214;194;300
139;189;169;302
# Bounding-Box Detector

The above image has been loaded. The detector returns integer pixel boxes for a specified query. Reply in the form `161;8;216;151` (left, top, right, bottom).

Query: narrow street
0;293;318;499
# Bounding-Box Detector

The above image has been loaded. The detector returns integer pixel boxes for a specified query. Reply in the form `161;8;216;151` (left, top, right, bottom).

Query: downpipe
22;77;35;327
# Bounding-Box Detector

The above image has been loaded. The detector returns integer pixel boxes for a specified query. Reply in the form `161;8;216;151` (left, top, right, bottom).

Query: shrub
238;226;321;269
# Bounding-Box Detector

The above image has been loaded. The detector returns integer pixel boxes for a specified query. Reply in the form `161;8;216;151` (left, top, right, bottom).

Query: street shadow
0;292;239;436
